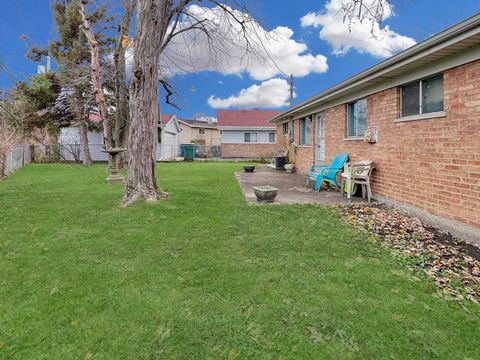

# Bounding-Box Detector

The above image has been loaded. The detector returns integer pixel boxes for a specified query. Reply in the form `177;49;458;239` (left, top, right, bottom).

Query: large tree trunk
114;0;136;167
0;152;7;178
122;0;170;206
78;117;92;166
79;1;113;167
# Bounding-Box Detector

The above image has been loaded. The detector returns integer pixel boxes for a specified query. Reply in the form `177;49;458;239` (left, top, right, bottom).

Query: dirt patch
337;203;480;303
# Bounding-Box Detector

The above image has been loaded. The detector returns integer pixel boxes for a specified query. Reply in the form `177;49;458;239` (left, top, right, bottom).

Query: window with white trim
401;74;444;117
300;117;312;145
347;98;367;137
268;132;276;143
198;128;205;134
244;132;257;143
282;122;289;135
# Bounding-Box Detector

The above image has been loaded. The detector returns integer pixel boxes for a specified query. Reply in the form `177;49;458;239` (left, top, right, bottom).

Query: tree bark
0;152;7;178
122;0;171;206
78;117;92;166
114;0;136;167
79;1;113;167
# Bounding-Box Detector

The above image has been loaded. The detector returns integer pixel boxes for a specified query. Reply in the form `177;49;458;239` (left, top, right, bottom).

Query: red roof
88;113;102;123
159;114;175;125
217;110;280;128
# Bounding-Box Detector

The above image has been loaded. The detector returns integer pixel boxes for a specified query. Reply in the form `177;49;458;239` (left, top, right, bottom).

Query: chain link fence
1;143;224;177
3;144;32;176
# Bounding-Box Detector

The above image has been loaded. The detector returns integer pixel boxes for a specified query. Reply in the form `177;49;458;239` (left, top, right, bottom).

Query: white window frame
400;74;444;118
300;117;312;145
347;98;367;138
268;132;276;143
243;132;258;143
198;127;205;135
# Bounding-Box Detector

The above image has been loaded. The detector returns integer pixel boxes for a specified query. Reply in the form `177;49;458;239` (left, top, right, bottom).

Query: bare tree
114;0;136;166
123;0;265;205
79;0;113;166
341;0;393;35
0;115;19;178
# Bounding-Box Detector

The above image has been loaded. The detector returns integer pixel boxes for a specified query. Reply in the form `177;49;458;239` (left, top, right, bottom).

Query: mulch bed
336;203;480;303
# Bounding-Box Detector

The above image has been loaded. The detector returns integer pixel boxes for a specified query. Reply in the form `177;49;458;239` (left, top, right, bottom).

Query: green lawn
1;163;479;359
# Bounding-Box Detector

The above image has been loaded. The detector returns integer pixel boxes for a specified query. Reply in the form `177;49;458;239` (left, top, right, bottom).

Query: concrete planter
244;165;255;173
253;186;278;203
284;164;294;173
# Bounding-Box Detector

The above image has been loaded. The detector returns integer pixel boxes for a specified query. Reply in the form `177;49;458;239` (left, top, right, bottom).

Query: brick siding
279;60;480;227
221;143;278;159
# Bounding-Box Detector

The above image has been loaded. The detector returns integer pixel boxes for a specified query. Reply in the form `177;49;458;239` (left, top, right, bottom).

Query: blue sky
1;0;479;119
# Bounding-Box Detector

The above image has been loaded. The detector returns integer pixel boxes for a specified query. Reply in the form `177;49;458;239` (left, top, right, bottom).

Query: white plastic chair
341;160;375;202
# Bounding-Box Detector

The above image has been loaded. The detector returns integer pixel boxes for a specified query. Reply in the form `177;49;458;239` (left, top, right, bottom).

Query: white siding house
217;109;280;158
59;114;182;162
220;129;276;144
157;114;181;160
59;127;107;161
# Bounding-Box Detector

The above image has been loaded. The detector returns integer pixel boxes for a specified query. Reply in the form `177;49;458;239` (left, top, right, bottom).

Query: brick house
218;109;280;158
270;14;480;231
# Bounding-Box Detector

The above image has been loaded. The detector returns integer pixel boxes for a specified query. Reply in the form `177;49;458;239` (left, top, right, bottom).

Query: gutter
270;12;480;123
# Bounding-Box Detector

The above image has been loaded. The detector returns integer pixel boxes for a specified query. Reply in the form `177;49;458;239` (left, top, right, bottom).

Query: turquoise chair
306;153;349;191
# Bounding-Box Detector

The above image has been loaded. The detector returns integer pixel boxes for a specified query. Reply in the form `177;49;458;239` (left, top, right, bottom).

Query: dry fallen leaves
337;203;480;303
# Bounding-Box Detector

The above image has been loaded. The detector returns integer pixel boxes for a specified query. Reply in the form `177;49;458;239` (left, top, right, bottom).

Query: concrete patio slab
235;165;365;205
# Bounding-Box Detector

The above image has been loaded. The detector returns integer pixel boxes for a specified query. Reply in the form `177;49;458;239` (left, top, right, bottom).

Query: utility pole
289;74;294;109
46;54;51;72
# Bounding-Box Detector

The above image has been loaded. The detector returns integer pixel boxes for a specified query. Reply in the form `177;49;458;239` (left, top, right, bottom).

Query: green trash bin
183;144;196;161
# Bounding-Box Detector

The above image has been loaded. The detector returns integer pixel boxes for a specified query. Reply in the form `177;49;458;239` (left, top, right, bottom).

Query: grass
0;163;479;359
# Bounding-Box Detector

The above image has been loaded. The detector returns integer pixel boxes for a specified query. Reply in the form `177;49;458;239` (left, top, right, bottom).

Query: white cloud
207;78;293;109
301;0;416;57
160;5;328;80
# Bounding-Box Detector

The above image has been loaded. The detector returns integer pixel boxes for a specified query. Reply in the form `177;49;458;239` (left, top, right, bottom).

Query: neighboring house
270;13;480;230
59;114;107;161
157;114;181;160
178;118;220;146
217;109;280;158
60;113;182;161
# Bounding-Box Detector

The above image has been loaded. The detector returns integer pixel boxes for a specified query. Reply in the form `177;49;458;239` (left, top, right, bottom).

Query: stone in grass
253;185;278;203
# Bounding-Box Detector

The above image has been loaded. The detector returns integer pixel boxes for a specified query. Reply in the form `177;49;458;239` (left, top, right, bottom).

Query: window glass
282;122;289;135
401;82;420;117
198;128;205;134
300;117;312;145
357;99;367;136
269;132;276;143
318;114;325;138
244;132;257;143
422;75;444;113
401;74;444;117
157;128;162;143
347;99;367;137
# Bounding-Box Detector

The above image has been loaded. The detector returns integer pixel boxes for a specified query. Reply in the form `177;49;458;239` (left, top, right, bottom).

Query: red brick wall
284;116;316;173
221;143;278;159
319;60;480;227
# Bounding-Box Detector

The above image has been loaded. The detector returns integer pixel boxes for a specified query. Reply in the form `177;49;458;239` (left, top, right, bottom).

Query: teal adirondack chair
306;153;349;191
